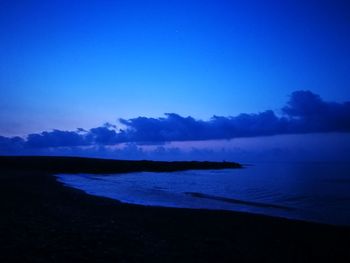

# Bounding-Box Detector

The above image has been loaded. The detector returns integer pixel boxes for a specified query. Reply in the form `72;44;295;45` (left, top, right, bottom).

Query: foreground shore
0;156;349;262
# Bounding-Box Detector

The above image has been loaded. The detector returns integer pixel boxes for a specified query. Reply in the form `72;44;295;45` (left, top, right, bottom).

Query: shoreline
0;156;242;174
56;175;346;228
1;156;350;262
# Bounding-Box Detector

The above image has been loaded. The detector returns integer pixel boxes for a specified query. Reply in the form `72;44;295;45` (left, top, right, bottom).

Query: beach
0;156;349;262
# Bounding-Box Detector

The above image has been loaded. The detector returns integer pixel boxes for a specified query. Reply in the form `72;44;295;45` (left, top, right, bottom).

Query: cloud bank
1;90;350;153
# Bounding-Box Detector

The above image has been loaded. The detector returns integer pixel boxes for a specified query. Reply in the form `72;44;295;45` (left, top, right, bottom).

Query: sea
56;162;350;226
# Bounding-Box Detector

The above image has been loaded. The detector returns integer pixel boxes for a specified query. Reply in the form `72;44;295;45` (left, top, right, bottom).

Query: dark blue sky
0;0;350;135
1;0;350;136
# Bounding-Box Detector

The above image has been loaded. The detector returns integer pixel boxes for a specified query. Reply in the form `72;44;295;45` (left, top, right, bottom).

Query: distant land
0;156;242;174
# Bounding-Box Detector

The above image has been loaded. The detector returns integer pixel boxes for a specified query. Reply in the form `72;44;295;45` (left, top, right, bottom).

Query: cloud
119;111;288;141
282;90;350;133
118;90;350;142
283;90;327;117
0;90;350;152
87;126;119;145
0;136;25;153
26;130;88;148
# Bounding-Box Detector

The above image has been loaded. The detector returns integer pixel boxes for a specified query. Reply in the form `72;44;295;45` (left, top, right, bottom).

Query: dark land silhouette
0;156;349;262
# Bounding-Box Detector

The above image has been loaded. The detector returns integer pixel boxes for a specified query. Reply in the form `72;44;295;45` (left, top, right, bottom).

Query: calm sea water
56;162;350;226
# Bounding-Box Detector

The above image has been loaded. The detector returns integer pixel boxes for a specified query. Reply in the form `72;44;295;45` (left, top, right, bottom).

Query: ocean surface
56;162;350;226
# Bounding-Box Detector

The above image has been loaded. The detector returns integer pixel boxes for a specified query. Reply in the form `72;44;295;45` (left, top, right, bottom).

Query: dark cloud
118;90;350;142
0;136;25;153
87;126;119;145
119;113;209;141
283;90;327;117
282;90;350;133
119;111;288;141
26;130;88;148
0;90;350;152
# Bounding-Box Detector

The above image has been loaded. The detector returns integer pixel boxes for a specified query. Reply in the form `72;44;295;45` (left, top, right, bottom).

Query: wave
185;192;294;211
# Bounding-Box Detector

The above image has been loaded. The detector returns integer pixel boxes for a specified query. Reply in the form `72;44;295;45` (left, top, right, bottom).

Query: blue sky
0;0;350;161
1;0;350;136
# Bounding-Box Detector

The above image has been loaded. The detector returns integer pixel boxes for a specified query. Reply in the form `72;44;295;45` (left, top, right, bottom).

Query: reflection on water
56;162;350;226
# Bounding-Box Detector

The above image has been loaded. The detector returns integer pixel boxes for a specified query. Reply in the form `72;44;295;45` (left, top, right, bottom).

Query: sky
1;0;350;161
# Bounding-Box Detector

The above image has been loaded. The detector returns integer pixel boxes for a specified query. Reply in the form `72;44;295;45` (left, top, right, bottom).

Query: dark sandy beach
0;156;349;262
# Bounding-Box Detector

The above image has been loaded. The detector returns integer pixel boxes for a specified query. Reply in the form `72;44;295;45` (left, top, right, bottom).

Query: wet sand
0;156;349;262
